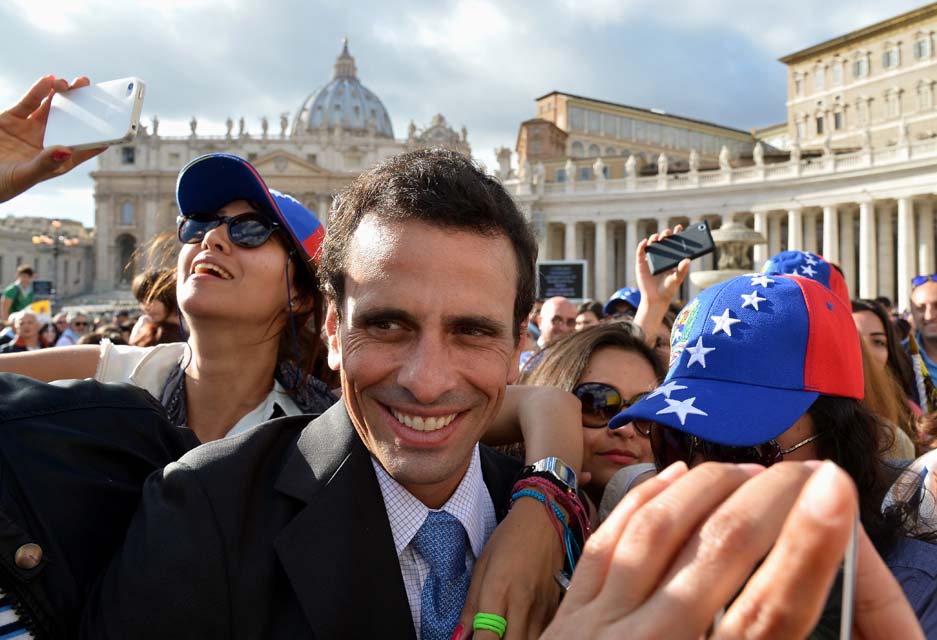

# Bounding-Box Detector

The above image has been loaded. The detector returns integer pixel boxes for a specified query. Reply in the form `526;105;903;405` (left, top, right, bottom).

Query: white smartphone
43;77;146;150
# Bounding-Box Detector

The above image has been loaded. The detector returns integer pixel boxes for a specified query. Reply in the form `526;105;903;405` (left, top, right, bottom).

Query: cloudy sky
0;0;926;227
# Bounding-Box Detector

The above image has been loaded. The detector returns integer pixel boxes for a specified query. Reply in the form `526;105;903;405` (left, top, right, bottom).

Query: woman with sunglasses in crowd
518;323;665;512
612;272;937;633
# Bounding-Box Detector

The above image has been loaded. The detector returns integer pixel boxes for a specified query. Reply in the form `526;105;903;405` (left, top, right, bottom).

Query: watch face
535;457;577;491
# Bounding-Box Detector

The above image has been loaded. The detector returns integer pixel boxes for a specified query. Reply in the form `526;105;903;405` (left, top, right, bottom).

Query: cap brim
176;154;278;216
610;377;819;446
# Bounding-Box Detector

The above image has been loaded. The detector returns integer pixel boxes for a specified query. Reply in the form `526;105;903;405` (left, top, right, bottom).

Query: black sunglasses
177;211;280;249
642;420;823;468
912;274;937;289
573;383;651;431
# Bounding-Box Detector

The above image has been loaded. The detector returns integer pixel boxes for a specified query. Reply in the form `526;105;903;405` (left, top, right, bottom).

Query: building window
885;89;902;117
121;147;135;164
555;169;567;182
570;141;584;157
794;73;804;96
568;107;585;131
120;201;134;226
832;60;844;85
601;165;610;178
169;152;181;164
602;113;617;137
587;110;601;134
306;153;317;164
919;82;934;110
578;166;592;181
914;35;933;60
882;44;901;69
531;140;541;154
833;111;844;130
816;116;824;135
605;146;616;156
813;67;825;91
853;54;869;78
587;144;600;157
796;119;807;140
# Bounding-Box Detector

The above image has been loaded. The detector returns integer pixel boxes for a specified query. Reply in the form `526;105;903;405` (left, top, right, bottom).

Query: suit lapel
274;404;415;640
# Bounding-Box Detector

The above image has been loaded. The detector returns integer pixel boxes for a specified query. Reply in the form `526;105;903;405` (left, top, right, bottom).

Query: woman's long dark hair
808;396;937;550
851;299;917;401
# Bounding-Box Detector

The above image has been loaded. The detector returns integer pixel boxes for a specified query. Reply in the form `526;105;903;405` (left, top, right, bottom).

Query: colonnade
544;195;937;309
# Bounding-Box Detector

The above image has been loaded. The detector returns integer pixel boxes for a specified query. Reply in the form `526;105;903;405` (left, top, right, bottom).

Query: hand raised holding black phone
644;220;716;275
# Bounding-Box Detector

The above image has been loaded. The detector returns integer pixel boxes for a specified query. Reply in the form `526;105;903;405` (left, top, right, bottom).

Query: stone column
316;194;332;229
822;205;839;263
614;223;628;290
625;218;639;290
594;219;615;301
858;201;877;298
787;207;803;251
803;210;818;254
768;213;783;257
142;194;159;270
94;193;113;292
918;200;935;277
877;202;895;303
839;207;856;297
753;211;768;265
564;221;578;260
897;197;916;311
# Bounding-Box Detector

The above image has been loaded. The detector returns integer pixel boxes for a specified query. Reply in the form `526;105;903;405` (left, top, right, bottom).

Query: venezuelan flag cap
610;274;863;446
175;153;325;265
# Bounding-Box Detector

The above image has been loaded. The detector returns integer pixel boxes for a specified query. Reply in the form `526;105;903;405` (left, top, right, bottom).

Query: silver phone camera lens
127;82;134;94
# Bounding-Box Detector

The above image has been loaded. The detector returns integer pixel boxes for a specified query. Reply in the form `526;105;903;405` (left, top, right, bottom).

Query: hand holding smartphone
43;77;146;150
645;221;716;275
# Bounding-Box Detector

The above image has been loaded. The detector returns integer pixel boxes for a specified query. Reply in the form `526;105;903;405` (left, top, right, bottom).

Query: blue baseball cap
176;153;325;264
761;251;849;304
604;287;641;315
609;274;863;446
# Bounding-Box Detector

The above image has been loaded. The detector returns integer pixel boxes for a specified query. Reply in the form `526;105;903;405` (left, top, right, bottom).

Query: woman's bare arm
0;345;101;382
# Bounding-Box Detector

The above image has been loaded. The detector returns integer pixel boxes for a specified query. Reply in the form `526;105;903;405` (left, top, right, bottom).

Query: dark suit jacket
82;401;522;640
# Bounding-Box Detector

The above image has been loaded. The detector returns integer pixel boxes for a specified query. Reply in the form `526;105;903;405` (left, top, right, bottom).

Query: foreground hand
0;75;106;202
540;460;923;640
459;498;564;639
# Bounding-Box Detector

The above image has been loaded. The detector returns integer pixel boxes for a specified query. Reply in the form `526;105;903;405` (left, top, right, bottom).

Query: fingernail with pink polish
450;622;465;640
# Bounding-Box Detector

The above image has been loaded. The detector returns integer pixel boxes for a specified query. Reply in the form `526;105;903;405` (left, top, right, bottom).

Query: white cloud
0;186;95;227
5;0;238;34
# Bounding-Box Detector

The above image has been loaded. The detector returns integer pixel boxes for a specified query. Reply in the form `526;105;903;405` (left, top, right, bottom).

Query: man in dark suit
82;148;548;639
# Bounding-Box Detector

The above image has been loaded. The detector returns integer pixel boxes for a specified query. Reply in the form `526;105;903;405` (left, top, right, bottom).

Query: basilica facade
501;3;937;310
90;40;470;292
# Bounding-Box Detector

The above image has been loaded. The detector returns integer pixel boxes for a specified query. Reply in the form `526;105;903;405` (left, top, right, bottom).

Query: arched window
120;201;134;226
570;141;584;157
605;146;616;156
587;144;600;157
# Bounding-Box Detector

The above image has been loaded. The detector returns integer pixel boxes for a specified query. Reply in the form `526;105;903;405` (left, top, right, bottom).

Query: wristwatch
521;456;578;493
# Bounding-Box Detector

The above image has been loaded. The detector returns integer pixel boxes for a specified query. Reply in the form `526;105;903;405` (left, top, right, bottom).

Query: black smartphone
645;221;716;275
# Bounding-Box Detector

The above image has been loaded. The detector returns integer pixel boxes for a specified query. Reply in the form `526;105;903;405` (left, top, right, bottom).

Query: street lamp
31;220;81;307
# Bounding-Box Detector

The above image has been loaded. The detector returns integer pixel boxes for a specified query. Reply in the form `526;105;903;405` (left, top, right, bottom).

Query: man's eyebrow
353;307;417;326
445;314;508;335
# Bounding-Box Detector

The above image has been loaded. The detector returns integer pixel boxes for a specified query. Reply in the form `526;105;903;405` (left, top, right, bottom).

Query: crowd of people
0;73;933;639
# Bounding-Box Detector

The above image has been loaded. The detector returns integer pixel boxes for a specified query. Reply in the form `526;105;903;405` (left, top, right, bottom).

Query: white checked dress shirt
372;445;496;639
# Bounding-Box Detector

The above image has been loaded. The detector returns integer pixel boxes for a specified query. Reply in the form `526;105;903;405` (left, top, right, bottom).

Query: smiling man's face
326;215;522;508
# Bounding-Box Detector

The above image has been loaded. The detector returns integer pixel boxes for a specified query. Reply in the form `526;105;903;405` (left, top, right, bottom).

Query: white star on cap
740;290;767;311
803;253;818;265
711;308;741;336
800;264;818;277
750;274;774;288
656;396;708;425
685;336;715;368
647;380;688;400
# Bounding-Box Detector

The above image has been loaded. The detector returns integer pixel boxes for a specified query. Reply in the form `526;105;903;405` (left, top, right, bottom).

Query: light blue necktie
412;510;470;640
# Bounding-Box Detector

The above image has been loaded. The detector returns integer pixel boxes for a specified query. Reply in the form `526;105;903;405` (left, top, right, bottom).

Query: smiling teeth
193;263;233;280
391;408;458;432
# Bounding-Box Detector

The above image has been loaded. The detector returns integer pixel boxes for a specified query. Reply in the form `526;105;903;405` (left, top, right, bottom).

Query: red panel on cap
794;276;864;400
302;224;326;262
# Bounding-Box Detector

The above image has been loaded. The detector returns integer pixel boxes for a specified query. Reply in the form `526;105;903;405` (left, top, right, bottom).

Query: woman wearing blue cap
608;273;937;634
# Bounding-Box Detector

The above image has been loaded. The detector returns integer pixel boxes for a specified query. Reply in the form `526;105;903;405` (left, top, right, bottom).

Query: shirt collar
372;445;491;559
223;379;301;438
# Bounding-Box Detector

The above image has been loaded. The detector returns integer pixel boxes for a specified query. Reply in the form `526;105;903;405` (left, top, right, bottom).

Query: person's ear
325;300;342;371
